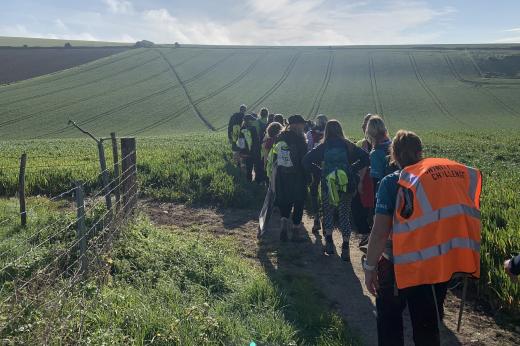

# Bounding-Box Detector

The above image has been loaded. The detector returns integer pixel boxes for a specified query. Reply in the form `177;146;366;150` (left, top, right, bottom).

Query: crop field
0;42;519;343
0;45;519;139
0;47;130;84
0;36;131;47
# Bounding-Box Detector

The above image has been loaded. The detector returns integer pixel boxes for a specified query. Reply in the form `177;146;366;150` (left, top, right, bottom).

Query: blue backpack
322;142;358;194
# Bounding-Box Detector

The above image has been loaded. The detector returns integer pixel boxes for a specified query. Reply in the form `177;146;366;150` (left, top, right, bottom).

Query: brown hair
260;107;269;118
324;119;346;142
366;115;387;145
391;130;423;168
362;113;373;133
266;122;282;138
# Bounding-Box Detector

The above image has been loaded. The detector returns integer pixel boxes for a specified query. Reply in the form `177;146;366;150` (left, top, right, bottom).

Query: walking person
271;115;309;241
306;114;328;233
366;115;393;192
504;254;520;278
363;130;482;346
237;114;261;183
228;104;247;164
262;121;283;178
353;114;375;239
303;120;369;261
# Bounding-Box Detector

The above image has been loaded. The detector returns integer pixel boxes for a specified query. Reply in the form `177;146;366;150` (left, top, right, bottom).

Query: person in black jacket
303;120;369;261
504;254;520;277
274;115;309;241
238;114;262;183
228;104;247;163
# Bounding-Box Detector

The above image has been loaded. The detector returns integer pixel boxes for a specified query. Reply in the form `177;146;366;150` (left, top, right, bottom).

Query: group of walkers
226;104;517;346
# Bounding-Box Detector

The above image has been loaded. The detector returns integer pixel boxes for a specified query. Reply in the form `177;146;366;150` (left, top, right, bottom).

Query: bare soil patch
146;201;519;346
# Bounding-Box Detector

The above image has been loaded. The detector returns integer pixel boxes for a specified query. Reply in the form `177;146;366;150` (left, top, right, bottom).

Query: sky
0;0;519;45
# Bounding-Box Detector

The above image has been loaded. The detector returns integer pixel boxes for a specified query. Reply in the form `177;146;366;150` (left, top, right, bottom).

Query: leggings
322;186;353;243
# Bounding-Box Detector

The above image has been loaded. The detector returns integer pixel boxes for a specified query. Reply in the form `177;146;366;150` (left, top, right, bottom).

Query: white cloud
104;0;134;14
504;28;520;33
496;36;520;43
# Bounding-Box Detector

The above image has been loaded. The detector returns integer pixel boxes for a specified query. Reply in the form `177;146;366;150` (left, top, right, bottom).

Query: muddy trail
146;201;519;346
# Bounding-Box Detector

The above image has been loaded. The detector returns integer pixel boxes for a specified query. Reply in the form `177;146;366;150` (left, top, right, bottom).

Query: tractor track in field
409;54;467;126
16;51;227;132
0;55;162;108
444;54;520;118
30;52;241;139
0;69;169;129
249;52;301;111
158;50;215;131
0;48;149;94
369;55;384;115
129;55;264;136
308;51;334;117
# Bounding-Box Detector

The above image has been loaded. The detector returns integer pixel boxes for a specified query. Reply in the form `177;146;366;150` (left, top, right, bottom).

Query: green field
0;45;519;139
0;36;131;47
0;42;519;343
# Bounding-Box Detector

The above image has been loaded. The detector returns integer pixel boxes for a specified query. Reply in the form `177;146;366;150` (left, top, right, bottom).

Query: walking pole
431;285;442;343
457;276;468;332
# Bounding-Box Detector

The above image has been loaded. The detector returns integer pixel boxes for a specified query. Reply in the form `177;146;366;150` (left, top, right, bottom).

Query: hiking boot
312;218;321;234
325;235;335;255
358;234;369;248
280;217;289;242
341;241;351;262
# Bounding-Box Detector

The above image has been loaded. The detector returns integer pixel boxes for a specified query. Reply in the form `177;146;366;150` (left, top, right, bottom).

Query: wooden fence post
18;153;27;227
121;138;137;213
97;141;112;214
75;182;87;276
111;132;121;211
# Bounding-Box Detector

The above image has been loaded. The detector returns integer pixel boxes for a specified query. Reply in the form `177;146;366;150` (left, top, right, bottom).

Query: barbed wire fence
0;135;138;334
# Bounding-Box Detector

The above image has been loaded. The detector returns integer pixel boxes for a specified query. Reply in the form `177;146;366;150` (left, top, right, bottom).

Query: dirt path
146;201;519;346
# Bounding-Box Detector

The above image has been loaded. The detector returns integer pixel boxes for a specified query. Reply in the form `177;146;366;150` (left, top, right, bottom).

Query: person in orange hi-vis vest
363;130;482;346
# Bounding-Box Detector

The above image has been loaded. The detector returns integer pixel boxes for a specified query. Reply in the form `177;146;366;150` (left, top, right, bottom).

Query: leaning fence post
111;132;121;210
97;141;113;215
121;138;137;213
18;153;27;227
75;182;87;276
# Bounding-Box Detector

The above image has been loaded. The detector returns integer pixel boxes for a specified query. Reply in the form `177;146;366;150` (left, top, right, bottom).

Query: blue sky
1;0;519;45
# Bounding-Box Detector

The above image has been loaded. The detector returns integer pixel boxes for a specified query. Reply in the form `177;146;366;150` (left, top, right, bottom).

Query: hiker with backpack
228;104;247;164
366;115;393;192
262;121;283;177
255;107;270;142
303;120;369;261
271;115;309;241
353;114;375;238
306;114;328;233
237;114;262;183
363;130;482;346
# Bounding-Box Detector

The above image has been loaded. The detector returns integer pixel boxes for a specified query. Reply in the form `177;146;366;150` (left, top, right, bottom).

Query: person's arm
303;144;324;172
228;115;234;143
351;145;370;173
364;214;393;296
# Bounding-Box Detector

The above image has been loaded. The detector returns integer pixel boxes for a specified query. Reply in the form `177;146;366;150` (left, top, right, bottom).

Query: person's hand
504;259;514;278
357;181;364;195
364;269;379;296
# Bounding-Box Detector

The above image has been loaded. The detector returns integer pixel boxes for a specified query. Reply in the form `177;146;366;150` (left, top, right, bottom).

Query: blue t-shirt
375;171;400;216
375;171;400;261
370;140;391;179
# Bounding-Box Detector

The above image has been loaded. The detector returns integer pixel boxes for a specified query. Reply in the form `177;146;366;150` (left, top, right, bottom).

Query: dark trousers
309;172;321;219
279;200;304;225
351;192;371;234
245;156;265;182
376;258;448;346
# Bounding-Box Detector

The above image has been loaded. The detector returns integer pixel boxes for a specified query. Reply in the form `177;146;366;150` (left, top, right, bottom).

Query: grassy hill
0;36;131;47
0;45;519;139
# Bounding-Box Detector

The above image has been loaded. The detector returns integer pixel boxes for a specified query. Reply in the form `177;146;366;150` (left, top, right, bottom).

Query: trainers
280;217;289;242
312;218;321;234
325;235;335;255
341;242;350;262
358;234;369;248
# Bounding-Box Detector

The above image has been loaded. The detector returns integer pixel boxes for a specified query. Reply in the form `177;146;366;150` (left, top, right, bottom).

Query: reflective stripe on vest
392;158;482;289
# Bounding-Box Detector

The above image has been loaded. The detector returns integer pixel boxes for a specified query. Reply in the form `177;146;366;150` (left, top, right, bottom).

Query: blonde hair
366;115;387;146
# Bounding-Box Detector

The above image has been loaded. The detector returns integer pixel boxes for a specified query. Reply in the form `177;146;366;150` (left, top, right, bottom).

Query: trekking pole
457;276;468;332
431;285;442;343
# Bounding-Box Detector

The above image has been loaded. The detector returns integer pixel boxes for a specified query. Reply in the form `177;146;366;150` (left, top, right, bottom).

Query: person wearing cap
504;254;520;278
237;114;262;183
228;104;247;164
272;115;309;241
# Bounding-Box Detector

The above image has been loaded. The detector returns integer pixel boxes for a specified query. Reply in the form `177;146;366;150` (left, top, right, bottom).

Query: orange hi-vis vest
392;158;482;289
